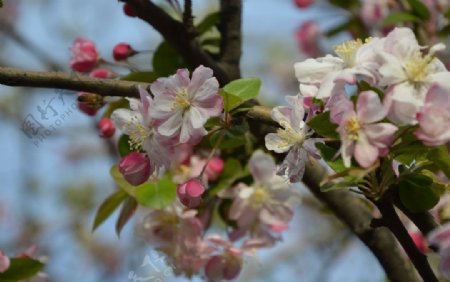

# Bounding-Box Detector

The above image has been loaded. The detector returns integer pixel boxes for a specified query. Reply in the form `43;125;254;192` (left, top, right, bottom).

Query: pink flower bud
204;157;225;181
177;178;205;208
89;68;117;79
77;92;104;116
123;3;137;17
113;43;136;61
69;37;100;72
294;0;313;9
119;152;151;186
205;253;242;281
0;251;10;273
98;117;116;138
410;232;428;253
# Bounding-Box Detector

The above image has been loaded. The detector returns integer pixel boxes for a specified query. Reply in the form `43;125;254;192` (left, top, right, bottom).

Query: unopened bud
294;0;313;9
205;253;242;281
69;37;100;72
113;43;137;61
98;117;116;138
123;3;137;17
89;68;117;79
205;157;225;181
119;152;152;186
177;178;205;208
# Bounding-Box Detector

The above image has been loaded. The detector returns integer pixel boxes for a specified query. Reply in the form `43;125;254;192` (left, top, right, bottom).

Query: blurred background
0;0;385;281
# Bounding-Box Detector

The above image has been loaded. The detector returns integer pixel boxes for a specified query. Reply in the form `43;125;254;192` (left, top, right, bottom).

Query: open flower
111;86;174;174
330;91;398;168
377;27;448;124
229;151;298;229
415;82;450;146
265;94;321;182
151;65;223;144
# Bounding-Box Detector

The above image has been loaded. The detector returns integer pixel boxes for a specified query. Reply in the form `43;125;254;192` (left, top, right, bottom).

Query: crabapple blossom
294;36;381;99
376;27;448;124
265;94;321;182
360;0;391;27
229;150;298;229
98;117;115;138
119;152;151;186
112;43;136;61
111;86;174;174
177;178;205;208
0;250;9;273
69;37;100;72
415;83;450;146
330;91;398;168
150;65;223;144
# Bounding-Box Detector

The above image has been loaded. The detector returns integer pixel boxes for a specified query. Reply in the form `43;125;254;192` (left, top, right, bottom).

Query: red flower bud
113;43;136;61
205;253;242;281
69;37;100;72
98;117;116;138
177;178;205;208
123;3;137;17
294;0;313;9
205;157;225;181
89;68;117;79
119;152;152;186
76;92;104;116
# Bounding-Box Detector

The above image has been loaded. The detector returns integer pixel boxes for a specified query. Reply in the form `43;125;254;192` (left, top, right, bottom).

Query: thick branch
375;197;438;282
126;0;231;84
0;67;143;97
218;0;242;79
303;160;420;282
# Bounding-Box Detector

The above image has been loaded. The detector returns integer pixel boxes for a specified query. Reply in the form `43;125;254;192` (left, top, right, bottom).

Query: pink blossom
331;91;398;168
428;223;450;279
119;152;151;186
89;68;117;79
360;0;390;27
204;156;225;181
295;21;321;58
294;0;313;9
151;65;223;144
177;178;205;208
410;232;428;253
111;86;175;173
0;250;9;273
415;83;450;146
69;37;100;72
229;151;298;229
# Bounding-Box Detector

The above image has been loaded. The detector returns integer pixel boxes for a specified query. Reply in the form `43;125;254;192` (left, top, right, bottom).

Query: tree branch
218;0;242;80
0;67;144;97
126;0;231;85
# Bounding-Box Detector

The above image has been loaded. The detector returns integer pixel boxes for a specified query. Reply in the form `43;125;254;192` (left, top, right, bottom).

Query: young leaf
121;71;159;83
406;0;431;20
380;12;421;27
307;111;339;139
428;145;450;179
0;258;45;282
135;175;177;209
92;190;128;231
153;41;186;76
219;89;243;112
196;12;220;35
110;165;137;197
116;197;138;237
315;143;345;173
118;135;132;157
221;77;261;112
398;173;440;213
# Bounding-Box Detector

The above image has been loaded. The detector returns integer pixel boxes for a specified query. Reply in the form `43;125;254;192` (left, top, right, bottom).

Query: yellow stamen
249;186;269;209
345;116;360;141
276;121;305;148
334;39;364;67
404;51;435;83
172;90;191;111
126;116;150;150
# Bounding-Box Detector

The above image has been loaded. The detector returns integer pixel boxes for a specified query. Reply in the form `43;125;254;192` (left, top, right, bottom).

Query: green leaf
444;8;450;19
329;0;359;9
321;179;358;192
110;165;137;197
116;197;138;237
219;89;243;112
439;24;450;37
380;11;421;27
121;71;159;83
118;135;132;157
406;0;431;20
92;189;128;231
152;41;186;76
307;111;339;139
223;77;261;101
0;0;3;8
196;12;220;35
209;158;249;195
135;175;177;209
315;143;345;173
428;145;450;179
0;258;45;282
209;122;250;150
398;173;440;213
325;20;352;37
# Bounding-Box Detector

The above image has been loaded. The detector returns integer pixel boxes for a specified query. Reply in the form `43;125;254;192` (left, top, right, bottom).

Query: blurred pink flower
295;21;321;57
177;178;205;208
0;251;9;273
69;37;100;72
